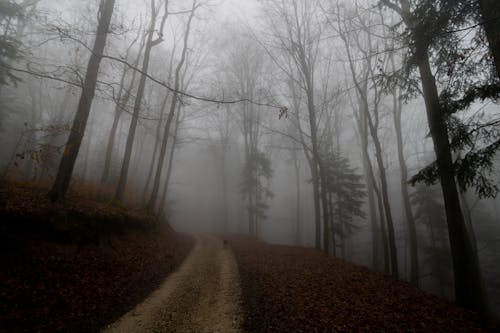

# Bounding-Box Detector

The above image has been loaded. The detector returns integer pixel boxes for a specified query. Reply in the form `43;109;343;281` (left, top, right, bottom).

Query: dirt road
104;235;242;333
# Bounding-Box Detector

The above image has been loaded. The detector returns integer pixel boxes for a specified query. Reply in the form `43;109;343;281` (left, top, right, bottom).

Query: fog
1;0;499;317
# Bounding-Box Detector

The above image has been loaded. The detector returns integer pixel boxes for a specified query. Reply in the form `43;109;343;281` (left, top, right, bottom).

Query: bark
131;128;146;177
375;180;391;275
479;0;500;78
291;84;321;250
347;56;398;276
158;103;181;217
292;143;301;246
367;180;380;269
114;0;169;202
310;159;322;249
298;44;330;253
360;114;390;274
49;0;115;202
320;165;331;254
269;1;322;249
360;108;390;273
81;113;94;180
336;10;396;269
392;90;419;285
142;46;175;200
417;44;487;313
459;191;478;250
367;114;399;278
358;108;381;270
101;37;144;184
142;93;168;199
101;66;128;184
148;2;195;209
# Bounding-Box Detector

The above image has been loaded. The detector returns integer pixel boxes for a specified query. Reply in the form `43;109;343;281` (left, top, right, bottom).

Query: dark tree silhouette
49;0;115;202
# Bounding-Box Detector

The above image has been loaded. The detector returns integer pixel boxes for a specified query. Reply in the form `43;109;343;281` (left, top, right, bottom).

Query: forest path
103;235;242;333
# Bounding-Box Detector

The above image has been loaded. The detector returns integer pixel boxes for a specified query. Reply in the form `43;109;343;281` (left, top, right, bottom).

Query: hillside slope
0;184;193;332
230;237;497;332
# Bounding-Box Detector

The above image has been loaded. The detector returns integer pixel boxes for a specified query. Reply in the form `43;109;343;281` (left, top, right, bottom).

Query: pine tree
239;149;273;237
0;0;23;86
323;150;366;257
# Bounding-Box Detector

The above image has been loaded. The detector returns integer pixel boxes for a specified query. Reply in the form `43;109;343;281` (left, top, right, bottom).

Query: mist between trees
1;0;499;317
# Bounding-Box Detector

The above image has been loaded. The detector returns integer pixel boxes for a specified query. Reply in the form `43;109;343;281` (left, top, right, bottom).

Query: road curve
103;235;242;333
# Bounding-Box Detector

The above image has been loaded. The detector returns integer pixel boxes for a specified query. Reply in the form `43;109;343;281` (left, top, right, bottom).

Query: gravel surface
104;235;242;333
230;236;497;332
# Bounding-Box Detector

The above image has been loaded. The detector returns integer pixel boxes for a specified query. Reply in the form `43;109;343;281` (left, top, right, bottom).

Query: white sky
214;0;259;22
118;0;260;25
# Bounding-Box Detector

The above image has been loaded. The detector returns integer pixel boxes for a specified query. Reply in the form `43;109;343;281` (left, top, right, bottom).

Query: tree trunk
114;0;169;202
293;144;301;246
289;79;321;249
114;21;156;201
303;62;329;253
392;90;419;285
375;174;391;275
101;65;128;184
142;94;168;199
367;113;399;278
320;164;331;254
459;191;478;251
417;49;487;313
148;3;195;209
81;113;94;180
311;161;322;249
358;113;381;270
158;104;181;217
101;42;143;184
479;0;500;78
367;182;380;269
49;0;115;202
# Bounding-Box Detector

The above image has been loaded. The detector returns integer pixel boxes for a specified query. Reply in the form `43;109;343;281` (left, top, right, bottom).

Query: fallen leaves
0;183;194;332
229;237;496;332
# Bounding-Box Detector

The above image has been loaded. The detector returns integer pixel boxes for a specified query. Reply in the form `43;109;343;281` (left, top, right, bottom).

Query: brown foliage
230;237;497;332
0;183;194;332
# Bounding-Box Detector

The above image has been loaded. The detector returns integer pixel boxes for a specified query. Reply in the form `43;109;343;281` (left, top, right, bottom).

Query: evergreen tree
323;150;366;257
240;148;273;236
0;0;23;86
381;0;491;312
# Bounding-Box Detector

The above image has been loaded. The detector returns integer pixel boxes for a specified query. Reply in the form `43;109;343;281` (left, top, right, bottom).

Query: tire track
103;235;242;333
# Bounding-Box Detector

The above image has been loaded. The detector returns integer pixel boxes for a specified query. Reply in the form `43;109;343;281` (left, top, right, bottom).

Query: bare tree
390;56;419;284
49;0;115;202
142;46;177;201
259;0;331;250
114;0;170;202
148;0;198;209
101;28;146;184
332;3;399;277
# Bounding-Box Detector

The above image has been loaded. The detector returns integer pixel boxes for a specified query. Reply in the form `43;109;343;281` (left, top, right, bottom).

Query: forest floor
1;181;497;332
0;182;194;332
229;236;499;332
